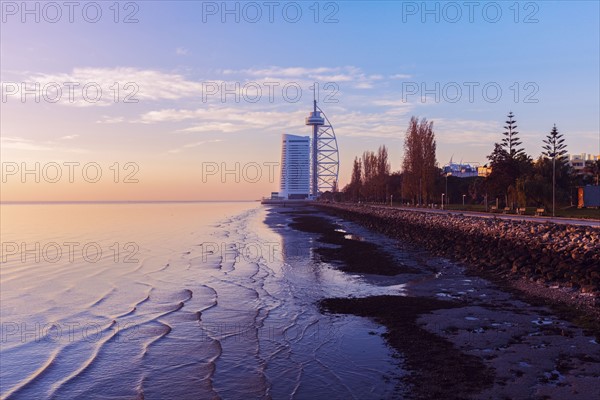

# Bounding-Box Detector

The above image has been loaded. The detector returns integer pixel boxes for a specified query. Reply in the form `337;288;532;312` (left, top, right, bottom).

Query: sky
1;0;599;201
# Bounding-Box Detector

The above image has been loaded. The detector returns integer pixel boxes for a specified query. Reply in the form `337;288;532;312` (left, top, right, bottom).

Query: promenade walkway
366;205;600;228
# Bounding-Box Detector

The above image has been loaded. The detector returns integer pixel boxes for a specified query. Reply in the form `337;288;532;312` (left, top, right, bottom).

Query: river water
0;202;403;399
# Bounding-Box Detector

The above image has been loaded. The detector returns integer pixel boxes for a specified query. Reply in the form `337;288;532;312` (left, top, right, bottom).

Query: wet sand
281;205;600;400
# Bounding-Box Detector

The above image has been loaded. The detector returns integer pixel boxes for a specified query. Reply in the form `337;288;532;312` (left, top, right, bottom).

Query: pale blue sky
1;1;599;200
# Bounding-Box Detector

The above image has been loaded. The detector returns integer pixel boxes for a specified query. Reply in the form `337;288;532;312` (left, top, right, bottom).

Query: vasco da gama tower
274;99;339;201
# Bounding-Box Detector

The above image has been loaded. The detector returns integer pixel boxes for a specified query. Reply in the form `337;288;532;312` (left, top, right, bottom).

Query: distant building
442;161;479;178
477;166;492;178
278;134;310;200
568;153;599;176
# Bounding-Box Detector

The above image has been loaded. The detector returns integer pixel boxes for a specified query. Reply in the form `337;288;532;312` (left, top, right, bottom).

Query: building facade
278;134;310;200
568;153;599;176
442;162;479;178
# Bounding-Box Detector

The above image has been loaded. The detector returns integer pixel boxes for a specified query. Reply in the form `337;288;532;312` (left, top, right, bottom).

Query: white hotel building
278;134;311;200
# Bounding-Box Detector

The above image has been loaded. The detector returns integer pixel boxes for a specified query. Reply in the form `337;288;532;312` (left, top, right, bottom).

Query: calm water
1;202;400;399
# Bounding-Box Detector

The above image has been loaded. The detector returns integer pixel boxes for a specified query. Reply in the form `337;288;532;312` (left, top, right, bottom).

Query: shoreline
275;204;600;399
316;203;600;327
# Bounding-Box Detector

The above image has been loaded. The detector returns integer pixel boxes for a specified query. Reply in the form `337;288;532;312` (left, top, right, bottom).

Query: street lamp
552;154;556;217
462;194;466;206
445;172;452;205
390;194;393;207
441;193;445;210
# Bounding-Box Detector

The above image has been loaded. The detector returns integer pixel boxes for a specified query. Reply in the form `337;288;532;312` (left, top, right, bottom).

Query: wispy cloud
95;116;126;124
1;137;88;153
222;66;386;90
390;74;412;80
175;47;189;56
19;68;205;106
432;119;499;146
136;106;306;135
168;139;223;154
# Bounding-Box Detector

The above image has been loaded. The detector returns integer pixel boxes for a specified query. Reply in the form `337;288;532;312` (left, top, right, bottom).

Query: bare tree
402;117;437;204
343;157;363;202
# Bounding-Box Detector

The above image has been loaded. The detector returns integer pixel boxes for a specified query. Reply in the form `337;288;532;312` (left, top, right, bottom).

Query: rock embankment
317;204;600;296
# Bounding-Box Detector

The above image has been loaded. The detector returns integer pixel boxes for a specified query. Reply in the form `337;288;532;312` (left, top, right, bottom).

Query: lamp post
445;173;449;205
441;193;445;210
552;155;556;217
390;194;393;207
462;194;466;206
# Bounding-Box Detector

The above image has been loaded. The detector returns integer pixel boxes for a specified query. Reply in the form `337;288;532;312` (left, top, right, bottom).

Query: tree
402;117;437;204
376;145;391;177
486;112;532;208
542;124;568;216
361;151;377;201
343;157;363;201
502;111;524;159
376;145;391;201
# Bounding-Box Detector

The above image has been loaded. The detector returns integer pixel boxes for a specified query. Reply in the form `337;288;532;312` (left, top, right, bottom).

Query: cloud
222;66;385;90
59;134;79;140
223;66;336;78
136;106;306;135
175;47;189;56
132;98;415;139
0;136;88;153
390;74;412;80
12;66;393;109
354;82;374;89
168;139;223;154
21;67;205;106
372;99;414;107
432;118;499;146
96;116;126;124
176;122;244;134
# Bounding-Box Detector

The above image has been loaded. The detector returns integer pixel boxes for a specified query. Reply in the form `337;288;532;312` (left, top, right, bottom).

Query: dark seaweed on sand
320;296;495;400
289;214;418;276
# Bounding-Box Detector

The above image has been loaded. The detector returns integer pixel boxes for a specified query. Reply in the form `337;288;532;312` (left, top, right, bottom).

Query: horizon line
0;200;260;205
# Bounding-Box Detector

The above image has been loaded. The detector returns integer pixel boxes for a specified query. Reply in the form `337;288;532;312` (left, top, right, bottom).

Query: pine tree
542;124;568;216
542;124;568;165
502;112;524;159
486;112;532;208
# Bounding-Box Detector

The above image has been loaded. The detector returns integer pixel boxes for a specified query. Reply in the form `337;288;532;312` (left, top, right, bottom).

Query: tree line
331;112;599;210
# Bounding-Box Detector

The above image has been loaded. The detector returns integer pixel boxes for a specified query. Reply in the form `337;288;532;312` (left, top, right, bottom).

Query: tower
305;98;339;198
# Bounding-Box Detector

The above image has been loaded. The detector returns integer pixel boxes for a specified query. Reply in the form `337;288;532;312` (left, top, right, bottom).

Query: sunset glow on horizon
2;1;599;202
